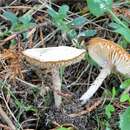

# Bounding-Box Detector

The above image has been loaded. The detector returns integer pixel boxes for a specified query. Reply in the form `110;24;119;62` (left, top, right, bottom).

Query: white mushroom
23;46;86;107
80;37;130;104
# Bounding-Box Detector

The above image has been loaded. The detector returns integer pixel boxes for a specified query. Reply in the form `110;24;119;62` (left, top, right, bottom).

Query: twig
0;6;32;9
69;99;102;117
0;22;48;47
0;105;16;130
0;123;11;130
16;77;39;89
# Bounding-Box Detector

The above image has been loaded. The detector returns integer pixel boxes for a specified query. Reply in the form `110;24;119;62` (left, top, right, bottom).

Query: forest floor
0;0;130;130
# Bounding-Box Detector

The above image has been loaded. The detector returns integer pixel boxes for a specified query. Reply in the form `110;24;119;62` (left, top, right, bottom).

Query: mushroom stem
52;68;62;108
80;68;111;104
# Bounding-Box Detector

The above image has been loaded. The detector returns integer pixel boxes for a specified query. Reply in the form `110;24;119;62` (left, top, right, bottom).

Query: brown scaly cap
87;37;130;76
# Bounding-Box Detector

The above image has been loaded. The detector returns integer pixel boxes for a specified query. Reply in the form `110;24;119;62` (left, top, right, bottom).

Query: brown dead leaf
0;49;23;81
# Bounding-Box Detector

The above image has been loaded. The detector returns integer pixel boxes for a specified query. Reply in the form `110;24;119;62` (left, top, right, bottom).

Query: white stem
52;68;62;108
80;68;111;104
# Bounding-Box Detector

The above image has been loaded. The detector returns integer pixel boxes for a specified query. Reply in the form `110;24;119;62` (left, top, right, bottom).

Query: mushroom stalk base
52;68;62;108
80;68;111;104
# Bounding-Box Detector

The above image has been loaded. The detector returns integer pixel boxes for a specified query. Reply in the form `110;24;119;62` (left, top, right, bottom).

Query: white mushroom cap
23;46;86;68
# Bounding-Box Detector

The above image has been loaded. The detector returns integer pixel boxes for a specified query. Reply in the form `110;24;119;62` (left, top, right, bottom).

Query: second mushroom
80;37;130;104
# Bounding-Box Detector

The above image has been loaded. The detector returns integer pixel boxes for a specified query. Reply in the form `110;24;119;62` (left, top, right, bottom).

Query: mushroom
80;37;130;104
23;46;86;107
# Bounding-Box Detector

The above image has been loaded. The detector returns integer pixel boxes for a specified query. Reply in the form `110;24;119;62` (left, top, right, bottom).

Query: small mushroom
23;46;86;107
80;37;130;104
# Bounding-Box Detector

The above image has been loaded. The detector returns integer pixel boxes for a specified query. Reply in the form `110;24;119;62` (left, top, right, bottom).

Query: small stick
0;23;48;47
0;105;16;130
0;123;11;130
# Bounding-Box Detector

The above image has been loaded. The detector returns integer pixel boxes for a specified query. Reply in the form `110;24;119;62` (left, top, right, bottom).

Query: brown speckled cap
87;37;130;76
